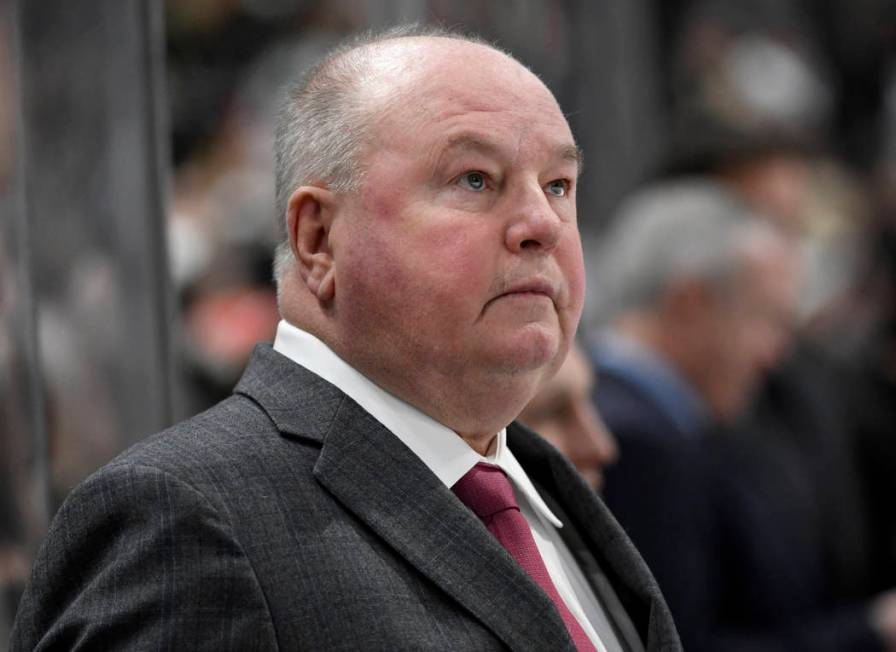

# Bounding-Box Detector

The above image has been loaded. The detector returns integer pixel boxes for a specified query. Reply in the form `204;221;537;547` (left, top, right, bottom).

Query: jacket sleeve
10;462;278;651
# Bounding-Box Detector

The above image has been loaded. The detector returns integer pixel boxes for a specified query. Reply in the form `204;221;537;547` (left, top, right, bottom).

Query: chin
499;329;563;373
581;469;603;492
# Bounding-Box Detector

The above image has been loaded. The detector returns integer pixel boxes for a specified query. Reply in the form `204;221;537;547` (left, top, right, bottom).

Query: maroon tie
452;462;597;651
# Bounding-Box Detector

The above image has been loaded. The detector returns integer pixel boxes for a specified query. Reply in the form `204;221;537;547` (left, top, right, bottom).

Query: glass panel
0;0;45;641
17;0;174;510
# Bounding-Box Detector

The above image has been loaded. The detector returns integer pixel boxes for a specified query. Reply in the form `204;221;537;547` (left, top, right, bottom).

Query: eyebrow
439;134;584;176
562;145;585;176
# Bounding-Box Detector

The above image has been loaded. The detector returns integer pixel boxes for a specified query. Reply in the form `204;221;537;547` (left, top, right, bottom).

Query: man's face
519;345;618;491
328;40;585;434
691;242;800;420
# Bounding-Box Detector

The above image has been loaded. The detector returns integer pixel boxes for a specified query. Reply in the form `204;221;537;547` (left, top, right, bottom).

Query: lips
490;277;558;305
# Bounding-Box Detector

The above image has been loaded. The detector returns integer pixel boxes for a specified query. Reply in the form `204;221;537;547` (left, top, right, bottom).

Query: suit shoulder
11;436;278;651
104;393;280;480
54;391;323;530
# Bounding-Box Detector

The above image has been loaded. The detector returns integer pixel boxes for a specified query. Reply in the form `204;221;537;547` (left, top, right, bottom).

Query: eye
546;179;570;197
458;171;487;192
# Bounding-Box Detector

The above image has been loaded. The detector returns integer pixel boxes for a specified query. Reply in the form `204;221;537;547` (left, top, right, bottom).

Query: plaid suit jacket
11;344;680;651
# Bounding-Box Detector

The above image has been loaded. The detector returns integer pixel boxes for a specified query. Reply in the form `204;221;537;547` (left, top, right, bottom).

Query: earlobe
306;254;336;301
286;186;337;303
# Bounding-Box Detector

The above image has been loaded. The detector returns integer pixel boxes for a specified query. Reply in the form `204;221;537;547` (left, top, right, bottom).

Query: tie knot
452;462;519;519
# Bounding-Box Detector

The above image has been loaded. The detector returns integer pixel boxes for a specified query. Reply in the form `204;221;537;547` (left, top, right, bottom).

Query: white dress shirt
273;320;624;652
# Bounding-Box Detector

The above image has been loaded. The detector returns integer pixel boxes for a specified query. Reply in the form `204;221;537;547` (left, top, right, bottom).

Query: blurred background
2;0;896;648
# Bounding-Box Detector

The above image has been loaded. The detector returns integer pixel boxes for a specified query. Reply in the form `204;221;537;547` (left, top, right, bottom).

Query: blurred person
669;51;889;638
11;27;679;651
663;13;889;637
519;342;618;492
691;19;896;645
589;179;799;420
588;177;896;651
587;178;800;650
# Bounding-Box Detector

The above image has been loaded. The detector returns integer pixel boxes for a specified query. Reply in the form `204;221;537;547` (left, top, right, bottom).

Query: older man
587;179;800;649
11;27;679;651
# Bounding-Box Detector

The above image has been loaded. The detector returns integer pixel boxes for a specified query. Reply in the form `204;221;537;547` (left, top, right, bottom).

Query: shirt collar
593;329;711;435
273;320;562;528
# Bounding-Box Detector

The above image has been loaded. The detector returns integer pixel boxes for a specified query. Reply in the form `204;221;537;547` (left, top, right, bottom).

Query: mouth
492;278;557;304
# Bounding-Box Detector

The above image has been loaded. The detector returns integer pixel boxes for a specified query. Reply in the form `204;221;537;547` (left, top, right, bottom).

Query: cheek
363;182;494;278
697;317;737;378
559;237;586;316
720;326;765;392
568;260;586;313
346;219;495;322
401;216;497;300
437;237;493;291
337;221;408;314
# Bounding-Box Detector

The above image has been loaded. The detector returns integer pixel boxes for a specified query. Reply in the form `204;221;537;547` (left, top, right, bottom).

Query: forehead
363;38;574;149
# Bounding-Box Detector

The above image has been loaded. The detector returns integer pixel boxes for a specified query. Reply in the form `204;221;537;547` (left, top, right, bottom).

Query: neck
616;312;708;406
457;431;498;457
290;307;543;449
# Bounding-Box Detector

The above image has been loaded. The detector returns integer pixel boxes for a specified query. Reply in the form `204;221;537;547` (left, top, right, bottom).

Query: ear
286;186;337;303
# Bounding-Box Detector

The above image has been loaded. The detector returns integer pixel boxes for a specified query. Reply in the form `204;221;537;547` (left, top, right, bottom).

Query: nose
504;185;562;253
568;398;619;471
753;320;793;375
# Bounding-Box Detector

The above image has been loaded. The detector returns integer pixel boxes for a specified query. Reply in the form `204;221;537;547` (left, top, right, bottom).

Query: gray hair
585;178;769;328
271;24;499;287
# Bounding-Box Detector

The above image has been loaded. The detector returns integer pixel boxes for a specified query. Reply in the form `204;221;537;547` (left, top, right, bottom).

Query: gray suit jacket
11;345;681;651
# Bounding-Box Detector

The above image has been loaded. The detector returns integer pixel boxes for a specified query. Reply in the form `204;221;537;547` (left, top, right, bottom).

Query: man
519;342;619;492
589;179;800;428
586;179;799;649
587;178;896;651
11;27;679;651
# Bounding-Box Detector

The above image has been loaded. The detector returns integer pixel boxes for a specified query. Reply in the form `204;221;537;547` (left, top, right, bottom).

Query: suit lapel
235;346;575;651
537;484;645;652
313;399;577;651
508;422;679;651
